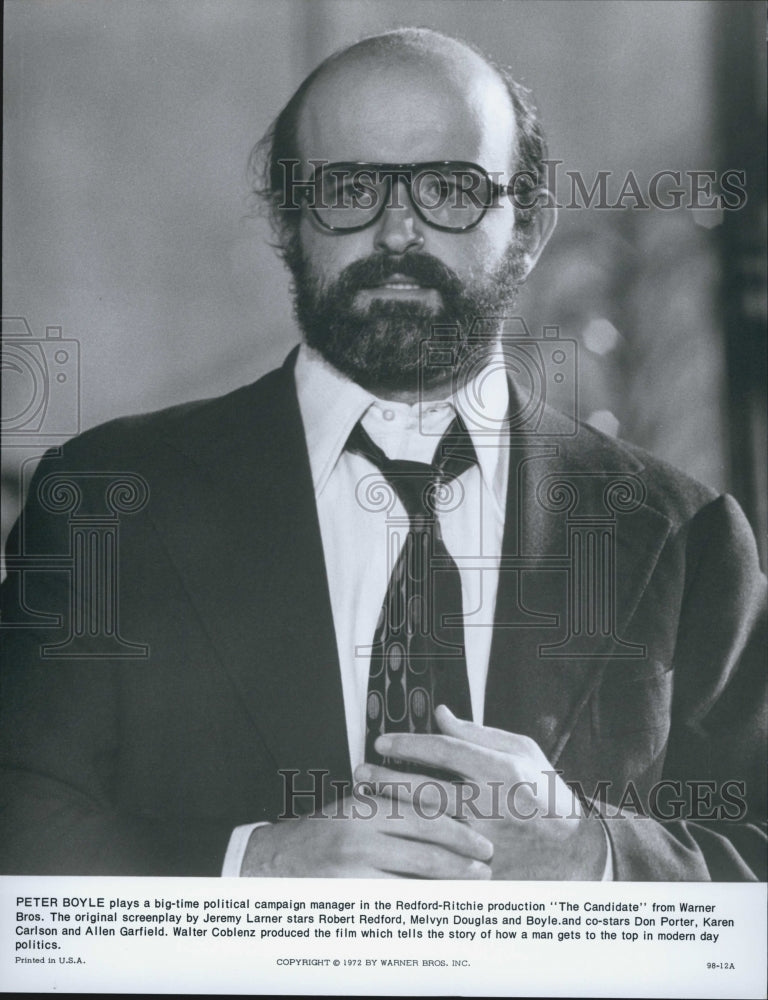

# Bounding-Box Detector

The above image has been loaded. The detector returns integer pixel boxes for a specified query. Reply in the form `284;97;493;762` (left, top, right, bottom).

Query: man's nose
373;180;425;255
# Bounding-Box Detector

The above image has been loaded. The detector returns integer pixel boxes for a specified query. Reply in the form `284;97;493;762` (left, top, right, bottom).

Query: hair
247;27;549;259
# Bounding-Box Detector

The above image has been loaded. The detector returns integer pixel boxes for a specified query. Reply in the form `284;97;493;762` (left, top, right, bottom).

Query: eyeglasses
299;161;505;233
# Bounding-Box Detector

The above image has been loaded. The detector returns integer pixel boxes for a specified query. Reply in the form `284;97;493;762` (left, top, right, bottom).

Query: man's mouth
375;273;424;290
359;273;438;298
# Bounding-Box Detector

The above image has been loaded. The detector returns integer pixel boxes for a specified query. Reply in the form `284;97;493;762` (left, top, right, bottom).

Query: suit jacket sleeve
0;445;237;876
605;493;767;880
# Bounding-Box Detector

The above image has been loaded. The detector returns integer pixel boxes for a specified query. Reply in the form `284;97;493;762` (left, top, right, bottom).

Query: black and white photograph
2;0;766;995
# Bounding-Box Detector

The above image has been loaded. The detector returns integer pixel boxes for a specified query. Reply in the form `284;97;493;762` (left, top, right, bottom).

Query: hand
239;786;493;878
357;706;607;880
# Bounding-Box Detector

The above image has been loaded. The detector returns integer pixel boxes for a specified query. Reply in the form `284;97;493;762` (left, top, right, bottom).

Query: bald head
252;28;548;248
296;30;518;176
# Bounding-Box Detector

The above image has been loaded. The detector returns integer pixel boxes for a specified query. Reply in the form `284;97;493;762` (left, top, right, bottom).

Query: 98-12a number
707;963;735;970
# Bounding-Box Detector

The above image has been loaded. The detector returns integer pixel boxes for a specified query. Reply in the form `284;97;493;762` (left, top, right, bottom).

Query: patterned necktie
346;414;477;777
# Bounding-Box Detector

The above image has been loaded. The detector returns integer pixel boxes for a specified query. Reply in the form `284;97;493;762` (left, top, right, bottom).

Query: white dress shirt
296;344;510;768
223;344;612;878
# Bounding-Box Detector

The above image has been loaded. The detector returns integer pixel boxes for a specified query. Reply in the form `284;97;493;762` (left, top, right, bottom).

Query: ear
517;187;558;279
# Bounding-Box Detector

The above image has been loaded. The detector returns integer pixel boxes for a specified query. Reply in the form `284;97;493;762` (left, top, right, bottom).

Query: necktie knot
346;416;477;522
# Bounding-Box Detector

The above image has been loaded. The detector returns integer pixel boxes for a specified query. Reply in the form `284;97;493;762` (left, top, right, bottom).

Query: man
1;28;765;880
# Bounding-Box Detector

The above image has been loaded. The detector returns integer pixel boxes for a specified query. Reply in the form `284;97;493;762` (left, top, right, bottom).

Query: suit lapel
151;350;352;792
485;388;672;763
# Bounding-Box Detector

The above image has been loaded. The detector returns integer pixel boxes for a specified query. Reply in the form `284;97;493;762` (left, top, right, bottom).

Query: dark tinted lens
410;165;491;229
313;165;384;230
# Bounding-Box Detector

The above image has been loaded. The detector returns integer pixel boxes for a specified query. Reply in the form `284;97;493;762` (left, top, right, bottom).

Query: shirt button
383;409;395;421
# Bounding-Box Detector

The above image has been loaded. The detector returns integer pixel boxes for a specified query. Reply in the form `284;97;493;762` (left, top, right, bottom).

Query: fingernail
375;736;392;752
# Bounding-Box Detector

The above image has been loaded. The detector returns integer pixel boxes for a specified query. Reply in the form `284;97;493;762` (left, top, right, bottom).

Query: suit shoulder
556;415;719;527
46;360;293;473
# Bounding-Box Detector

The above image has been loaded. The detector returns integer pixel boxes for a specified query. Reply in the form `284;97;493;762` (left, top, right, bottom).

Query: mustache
323;252;464;303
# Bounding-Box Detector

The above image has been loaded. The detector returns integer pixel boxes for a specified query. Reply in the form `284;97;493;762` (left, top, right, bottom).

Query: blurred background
3;0;766;563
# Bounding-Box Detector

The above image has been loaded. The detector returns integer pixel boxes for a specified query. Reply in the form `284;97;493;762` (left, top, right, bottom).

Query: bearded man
1;28;765;881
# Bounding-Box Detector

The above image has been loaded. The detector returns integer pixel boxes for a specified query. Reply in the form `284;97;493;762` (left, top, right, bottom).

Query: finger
355;764;492;844
375;835;492;880
356;762;456;802
375;732;510;783
329;793;493;866
368;794;494;862
435;704;543;758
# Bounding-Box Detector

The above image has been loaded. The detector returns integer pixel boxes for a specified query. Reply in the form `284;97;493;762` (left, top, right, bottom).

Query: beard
284;234;527;394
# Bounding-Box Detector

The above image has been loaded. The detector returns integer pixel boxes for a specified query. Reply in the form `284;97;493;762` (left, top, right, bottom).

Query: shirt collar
295;343;509;505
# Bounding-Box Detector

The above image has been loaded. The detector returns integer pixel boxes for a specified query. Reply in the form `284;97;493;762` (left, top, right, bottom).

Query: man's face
287;51;530;394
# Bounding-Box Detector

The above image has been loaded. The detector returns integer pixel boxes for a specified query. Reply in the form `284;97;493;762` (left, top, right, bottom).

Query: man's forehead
295;50;517;174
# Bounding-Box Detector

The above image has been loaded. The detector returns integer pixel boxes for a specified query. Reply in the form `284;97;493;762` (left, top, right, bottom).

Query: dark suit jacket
1;350;766;879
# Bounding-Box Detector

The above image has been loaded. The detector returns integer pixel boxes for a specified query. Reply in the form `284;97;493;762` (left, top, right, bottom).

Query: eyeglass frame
296;160;508;234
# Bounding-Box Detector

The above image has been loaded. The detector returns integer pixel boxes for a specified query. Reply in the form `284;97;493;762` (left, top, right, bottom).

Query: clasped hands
242;705;607;879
